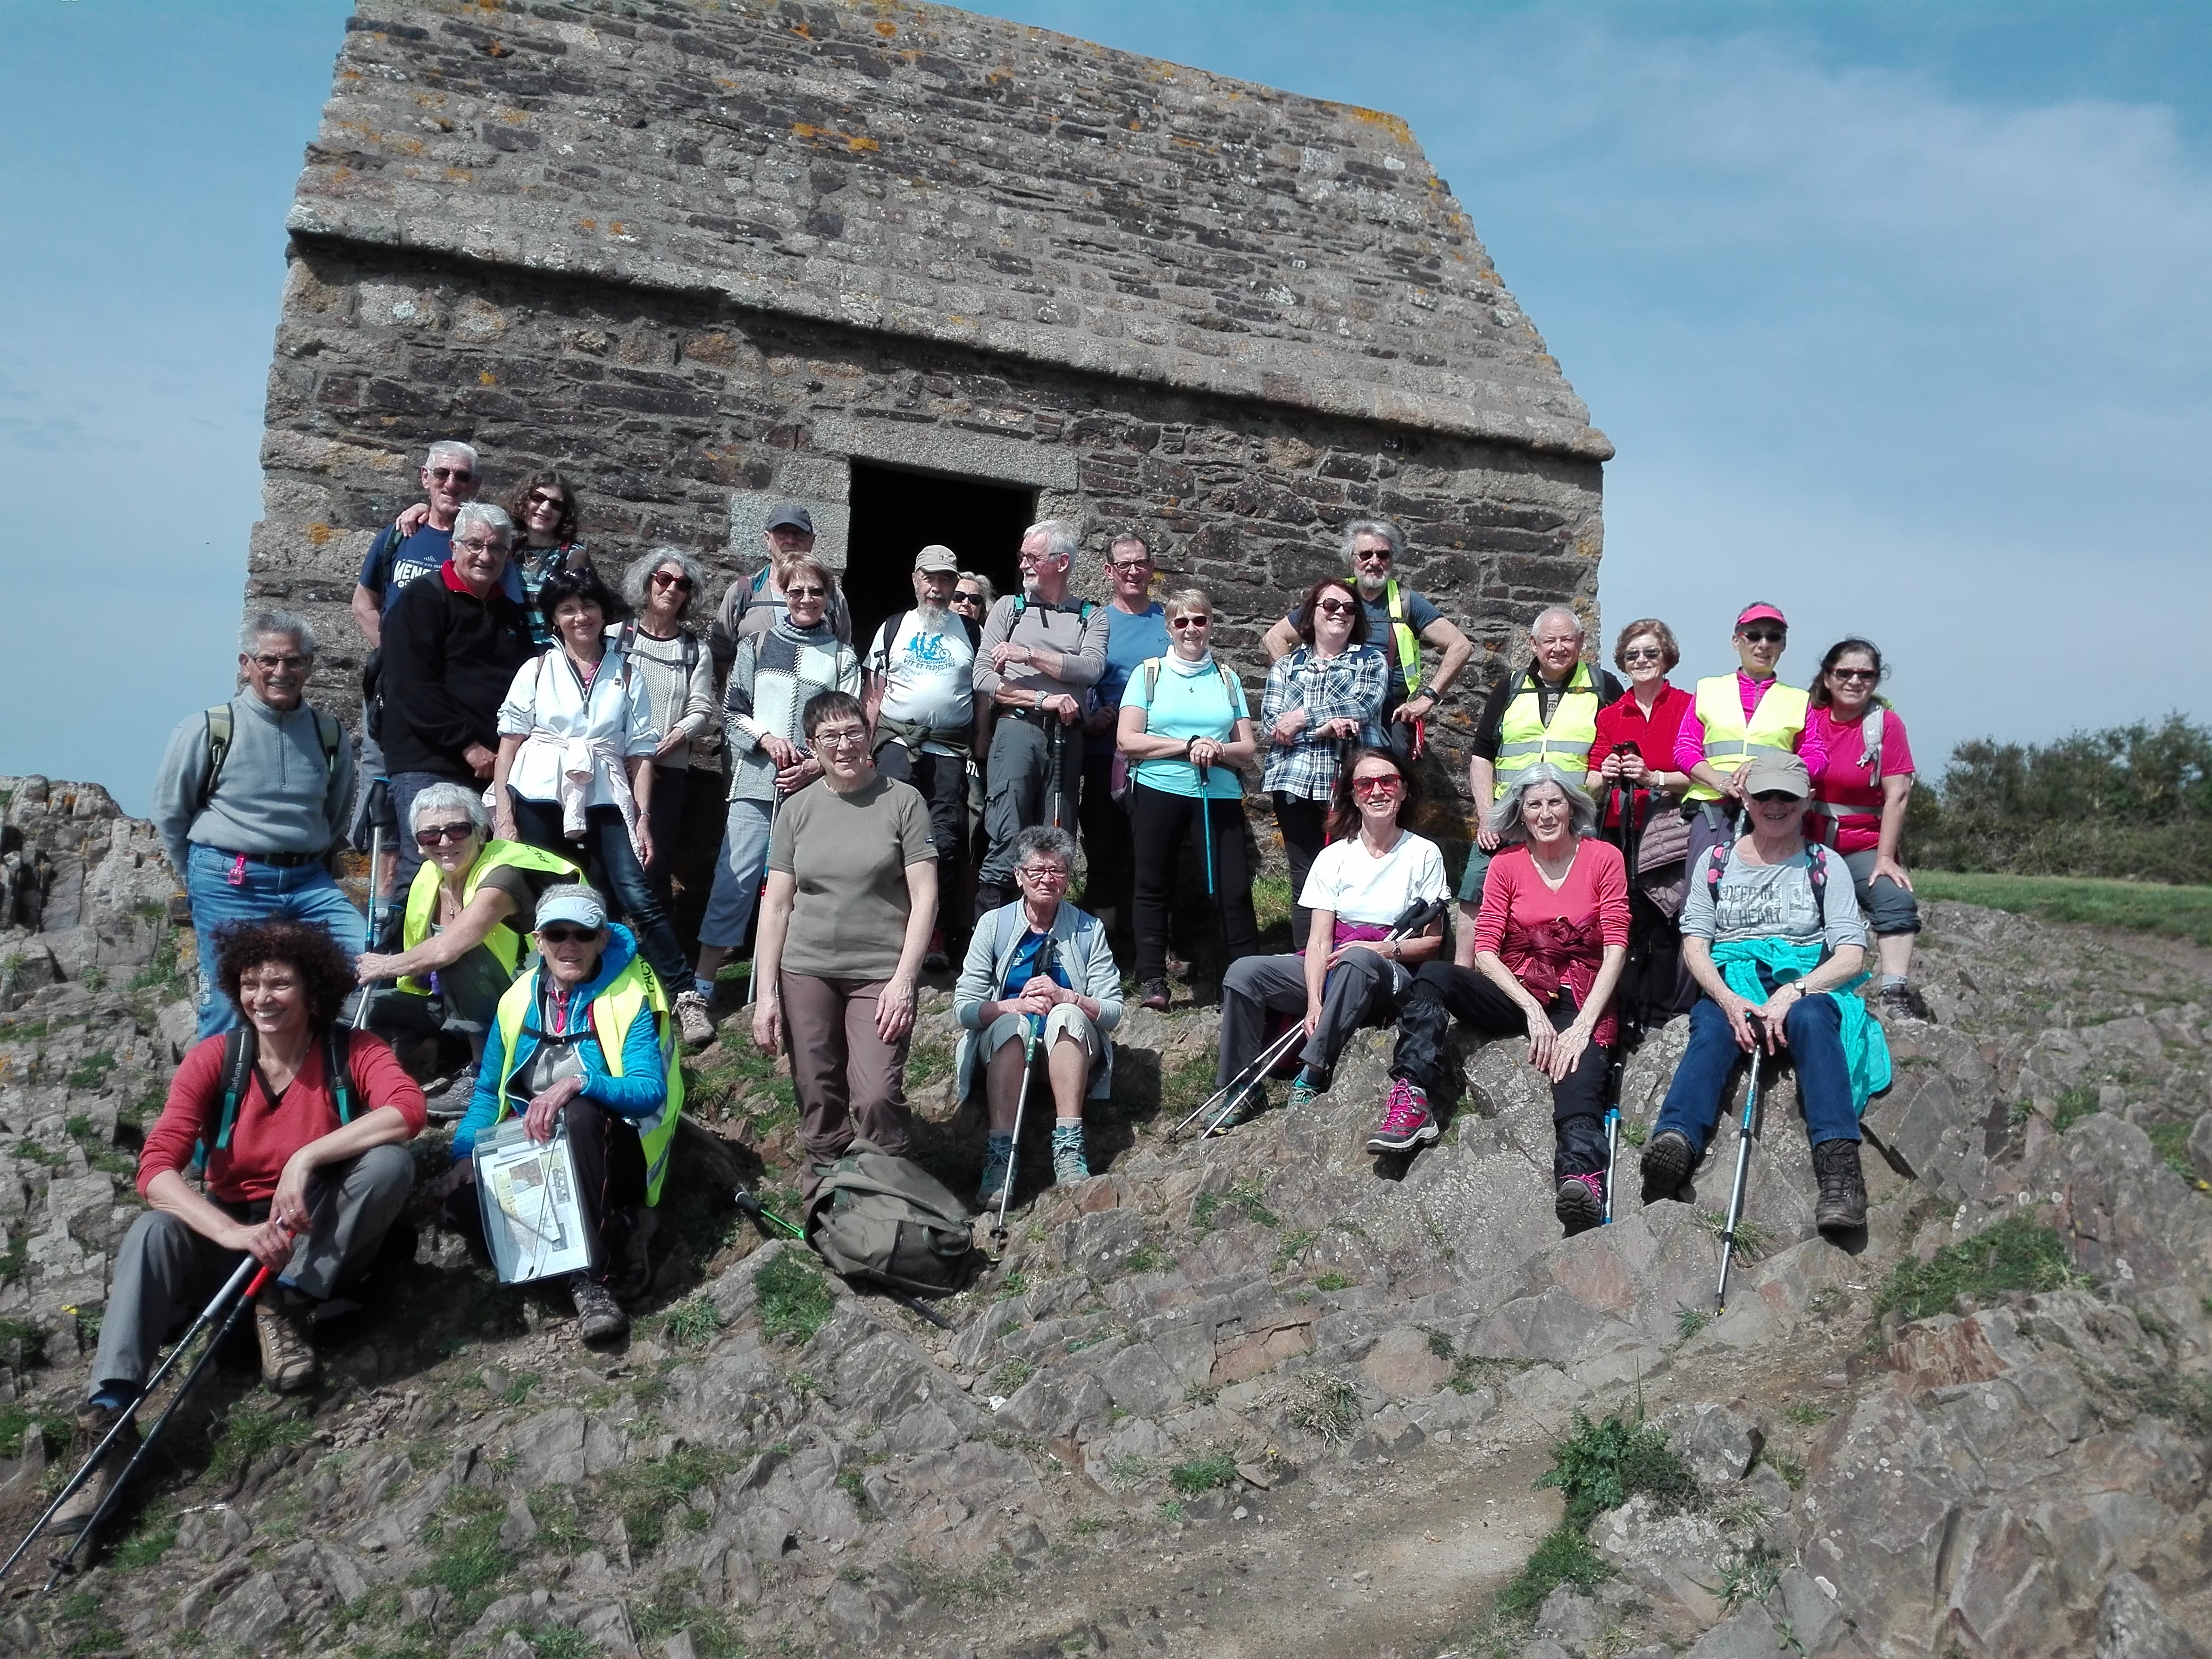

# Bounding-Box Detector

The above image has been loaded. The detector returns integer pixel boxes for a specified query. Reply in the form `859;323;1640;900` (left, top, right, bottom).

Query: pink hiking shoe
1555;1171;1605;1234
1365;1077;1439;1154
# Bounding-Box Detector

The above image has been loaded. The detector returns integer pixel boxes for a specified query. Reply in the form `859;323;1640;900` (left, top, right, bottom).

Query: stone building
252;0;1611;827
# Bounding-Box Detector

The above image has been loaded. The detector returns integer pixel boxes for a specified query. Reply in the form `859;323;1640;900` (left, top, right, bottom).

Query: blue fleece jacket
453;923;667;1160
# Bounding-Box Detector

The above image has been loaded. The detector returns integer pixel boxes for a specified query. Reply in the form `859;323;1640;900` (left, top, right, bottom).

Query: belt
208;847;324;868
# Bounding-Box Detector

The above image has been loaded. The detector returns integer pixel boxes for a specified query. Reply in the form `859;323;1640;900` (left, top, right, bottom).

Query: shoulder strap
681;629;700;673
1217;661;1241;703
213;1026;257;1152
1078;600;1097;623
1010;593;1028;619
1806;844;1830;928
324;1028;359;1125
204;706;233;802
1703;842;1730;897
312;710;343;782
1386;579;1405;621
1142;660;1160;703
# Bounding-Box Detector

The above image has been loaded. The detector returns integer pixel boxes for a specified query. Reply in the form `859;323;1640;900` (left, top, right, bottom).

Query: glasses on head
1315;599;1357;617
1829;667;1878;682
454;535;507;554
526;490;567;511
1739;628;1786;644
251;653;311;671
1621;647;1664;664
427;467;476;483
539;925;601;944
1351;774;1403;797
1749;790;1800;804
1017;865;1070;883
784;584;827;599
649;570;694;591
1169;615;1210;630
814;725;868;749
414;823;477;847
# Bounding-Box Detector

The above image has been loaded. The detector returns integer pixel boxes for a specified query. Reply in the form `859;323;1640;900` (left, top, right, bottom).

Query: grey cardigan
952;900;1125;1101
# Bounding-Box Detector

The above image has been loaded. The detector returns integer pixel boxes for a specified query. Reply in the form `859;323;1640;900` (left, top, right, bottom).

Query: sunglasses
427;467;476;483
414;823;476;847
1170;615;1211;630
1749;790;1801;803
527;490;568;510
538;925;601;944
650;570;694;590
1351;775;1403;797
1315;599;1357;617
1829;667;1878;682
1621;647;1664;663
784;584;827;599
250;653;312;671
1739;628;1786;644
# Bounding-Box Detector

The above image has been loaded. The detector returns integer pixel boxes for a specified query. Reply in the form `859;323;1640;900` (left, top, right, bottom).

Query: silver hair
1485;762;1600;844
425;440;480;473
1530;605;1586;641
1108;531;1152;560
1342;519;1405;562
452;501;513;544
1012;825;1080;875
624;547;705;618
407;780;490;836
958;571;996;605
239;609;317;657
1023;519;1081;561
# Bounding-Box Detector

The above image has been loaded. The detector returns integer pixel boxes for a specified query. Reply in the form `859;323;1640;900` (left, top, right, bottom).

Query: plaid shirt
1260;644;1390;801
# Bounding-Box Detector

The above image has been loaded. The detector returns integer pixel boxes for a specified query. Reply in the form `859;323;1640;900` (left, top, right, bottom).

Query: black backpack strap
212;1026;257;1152
203;706;234;805
324;1028;358;1125
312;710;343;783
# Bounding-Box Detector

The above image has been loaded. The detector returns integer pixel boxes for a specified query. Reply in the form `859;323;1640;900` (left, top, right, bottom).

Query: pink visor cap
1735;602;1788;630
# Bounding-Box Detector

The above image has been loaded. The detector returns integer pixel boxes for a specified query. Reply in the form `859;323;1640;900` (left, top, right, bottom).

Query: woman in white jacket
491;568;698;1019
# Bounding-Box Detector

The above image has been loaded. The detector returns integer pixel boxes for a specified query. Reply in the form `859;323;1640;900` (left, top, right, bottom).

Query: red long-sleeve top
139;1029;426;1204
1472;838;1632;1046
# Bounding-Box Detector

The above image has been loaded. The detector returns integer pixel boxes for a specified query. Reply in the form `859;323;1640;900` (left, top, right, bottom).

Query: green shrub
1536;1407;1701;1529
1495;1523;1610;1620
1873;1216;2076;1325
1166;1453;1238;1496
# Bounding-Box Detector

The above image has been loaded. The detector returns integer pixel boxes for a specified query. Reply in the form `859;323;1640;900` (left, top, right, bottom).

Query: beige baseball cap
913;544;959;573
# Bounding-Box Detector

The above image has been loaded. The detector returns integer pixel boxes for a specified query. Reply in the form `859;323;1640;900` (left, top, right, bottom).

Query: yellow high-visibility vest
1686;675;1809;802
396;840;582;995
1490;660;1605;799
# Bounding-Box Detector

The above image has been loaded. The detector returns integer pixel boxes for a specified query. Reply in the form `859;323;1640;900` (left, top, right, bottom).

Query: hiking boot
1138;979;1170;1011
673;990;717;1050
49;1403;140;1534
1812;1139;1869;1235
1555;1172;1605;1236
1879;981;1931;1021
1640;1128;1696;1206
570;1275;630;1342
976;1133;1016;1207
1204;1086;1266;1136
256;1297;320;1393
1287;1070;1326;1111
1365;1077;1438;1154
421;1063;478;1124
1051;1122;1091;1184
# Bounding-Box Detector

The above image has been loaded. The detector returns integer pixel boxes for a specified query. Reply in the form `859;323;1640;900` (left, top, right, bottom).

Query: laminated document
474;1118;593;1284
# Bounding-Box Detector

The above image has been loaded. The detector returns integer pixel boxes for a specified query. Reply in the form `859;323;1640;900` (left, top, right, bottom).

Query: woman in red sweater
1369;764;1629;1234
1588;617;1697;1023
58;920;424;1533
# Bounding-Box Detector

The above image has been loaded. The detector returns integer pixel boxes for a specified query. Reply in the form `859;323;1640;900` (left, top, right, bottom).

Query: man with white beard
865;546;986;968
1262;519;1473;760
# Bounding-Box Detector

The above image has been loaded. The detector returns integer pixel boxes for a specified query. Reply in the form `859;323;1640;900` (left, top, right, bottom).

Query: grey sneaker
1051;1123;1090;1184
1204;1085;1266;1136
421;1064;478;1123
1878;982;1931;1021
570;1275;630;1342
976;1133;1015;1208
49;1404;140;1534
673;990;717;1049
1287;1071;1326;1111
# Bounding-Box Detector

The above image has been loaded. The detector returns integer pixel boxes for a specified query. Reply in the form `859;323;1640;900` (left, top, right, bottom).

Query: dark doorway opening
843;462;1035;655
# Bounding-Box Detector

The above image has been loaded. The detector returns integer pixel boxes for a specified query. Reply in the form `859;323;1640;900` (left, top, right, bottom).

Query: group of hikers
63;437;1926;1535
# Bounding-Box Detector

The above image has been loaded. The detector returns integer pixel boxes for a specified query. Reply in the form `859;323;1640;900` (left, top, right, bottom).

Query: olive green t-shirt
767;774;936;981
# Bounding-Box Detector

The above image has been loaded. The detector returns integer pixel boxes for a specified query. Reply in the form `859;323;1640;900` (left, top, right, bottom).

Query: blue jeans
1653;992;1861;1155
507;795;692;995
185;843;368;1040
698;797;776;952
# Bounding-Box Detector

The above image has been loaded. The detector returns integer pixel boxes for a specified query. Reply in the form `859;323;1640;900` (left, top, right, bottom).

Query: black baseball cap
765;502;814;534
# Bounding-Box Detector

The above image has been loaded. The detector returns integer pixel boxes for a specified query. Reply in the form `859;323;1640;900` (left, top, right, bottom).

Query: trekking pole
1046;718;1065;831
743;786;788;1009
0;1253;265;1586
1196;761;1216;899
731;1188;953;1333
341;811;390;1032
989;937;1055;1252
1167;1021;1305;1142
35;1259;276;1589
1714;1024;1765;1314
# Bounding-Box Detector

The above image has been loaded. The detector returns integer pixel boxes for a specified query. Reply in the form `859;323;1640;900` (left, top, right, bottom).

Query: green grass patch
1674;1303;1711;1341
1782;1401;1833;1427
1252;875;1296;942
754;1252;833;1345
63;1051;117;1092
1122;1239;1173;1276
207;1400;311;1480
629;1587;750;1657
1537;1407;1702;1529
1495;1522;1610;1621
1160;1049;1220;1120
1270;1228;1317;1273
907;1035;955;1089
527;1487;592;1555
660;1295;723;1347
1697;1209;1774;1262
1873;1215;2077;1324
1166;1452;1239;1496
0;1400;71;1456
0;1234;26;1290
1915;870;2212;949
1192;1179;1280;1233
1311;1270;1354;1292
2050;1084;2102;1133
606;1443;734;1552
518;1629;599;1659
414;1488;514;1627
2145;1121;2207;1187
110;1512;179;1571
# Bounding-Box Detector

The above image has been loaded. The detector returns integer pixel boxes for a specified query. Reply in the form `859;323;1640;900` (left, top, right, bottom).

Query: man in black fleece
380;501;533;895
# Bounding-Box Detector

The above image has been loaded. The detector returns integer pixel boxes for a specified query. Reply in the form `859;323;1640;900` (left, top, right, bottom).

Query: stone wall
255;237;1604;830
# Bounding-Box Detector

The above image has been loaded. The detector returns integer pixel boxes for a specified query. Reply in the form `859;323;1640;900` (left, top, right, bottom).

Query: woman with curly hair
60;921;426;1529
505;469;592;648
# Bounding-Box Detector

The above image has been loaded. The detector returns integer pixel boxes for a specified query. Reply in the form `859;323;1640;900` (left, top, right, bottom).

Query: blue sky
3;1;2207;815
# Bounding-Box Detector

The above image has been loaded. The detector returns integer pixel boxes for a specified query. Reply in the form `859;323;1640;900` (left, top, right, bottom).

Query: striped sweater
722;619;861;802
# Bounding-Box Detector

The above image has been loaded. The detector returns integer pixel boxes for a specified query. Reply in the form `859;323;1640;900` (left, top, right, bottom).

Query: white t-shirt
866;609;976;751
1297;831;1449;926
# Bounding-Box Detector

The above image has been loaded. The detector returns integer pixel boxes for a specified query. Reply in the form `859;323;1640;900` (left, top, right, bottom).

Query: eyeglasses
427;467;476;483
1352;548;1393;563
1017;865;1070;883
526;491;568;511
539;925;601;944
1739;628;1786;644
414;823;477;847
1621;647;1664;664
250;653;312;671
1315;599;1357;617
1108;559;1152;573
650;571;694;591
1351;775;1403;797
454;536;507;554
814;726;868;749
1170;615;1210;630
1749;791;1800;803
785;584;827;599
1829;667;1878;682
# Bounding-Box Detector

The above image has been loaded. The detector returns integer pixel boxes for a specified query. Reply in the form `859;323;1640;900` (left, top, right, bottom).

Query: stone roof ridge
290;0;1609;459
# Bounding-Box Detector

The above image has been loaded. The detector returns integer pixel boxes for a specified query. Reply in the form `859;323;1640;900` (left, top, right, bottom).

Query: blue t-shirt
1000;929;1072;999
1124;657;1250;800
1095;604;1169;714
359;523;527;615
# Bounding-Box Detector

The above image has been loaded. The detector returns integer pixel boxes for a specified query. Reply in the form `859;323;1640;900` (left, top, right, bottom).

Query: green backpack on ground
802;1138;974;1295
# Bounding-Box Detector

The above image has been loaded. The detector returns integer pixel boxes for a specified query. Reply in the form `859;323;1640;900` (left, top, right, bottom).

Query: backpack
1009;594;1098;625
803;1137;974;1295
204;705;344;805
1702;842;1831;930
208;1025;361;1154
1137;656;1243;709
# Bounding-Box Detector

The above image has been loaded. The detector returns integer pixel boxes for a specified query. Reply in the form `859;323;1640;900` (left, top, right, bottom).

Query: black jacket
380;566;534;779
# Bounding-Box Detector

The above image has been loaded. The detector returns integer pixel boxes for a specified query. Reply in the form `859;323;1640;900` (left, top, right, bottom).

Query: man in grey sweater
971;520;1110;916
152;611;363;1040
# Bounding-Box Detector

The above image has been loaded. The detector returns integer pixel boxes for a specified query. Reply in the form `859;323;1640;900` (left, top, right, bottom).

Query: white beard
1355;574;1387;599
915;600;950;628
